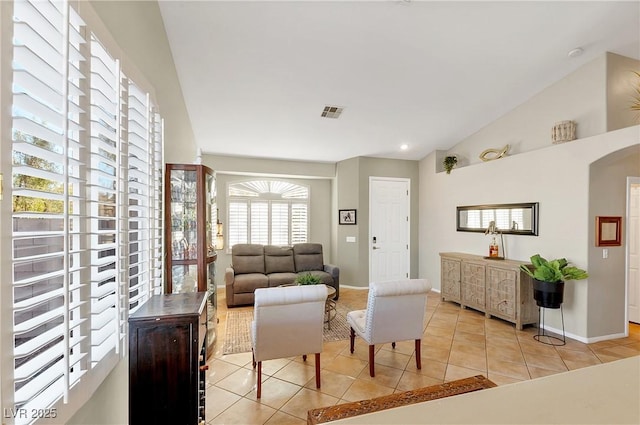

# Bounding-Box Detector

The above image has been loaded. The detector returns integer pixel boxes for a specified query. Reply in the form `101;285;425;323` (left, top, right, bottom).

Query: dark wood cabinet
165;163;218;356
129;292;208;425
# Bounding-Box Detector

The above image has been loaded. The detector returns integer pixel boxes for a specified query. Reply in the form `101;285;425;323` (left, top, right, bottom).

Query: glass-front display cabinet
165;163;217;355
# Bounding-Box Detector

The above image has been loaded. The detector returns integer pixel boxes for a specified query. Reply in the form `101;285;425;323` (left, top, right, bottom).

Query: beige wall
335;157;420;286
419;126;640;341
446;54;608;167
90;0;197;163
588;146;640;337
336;158;362;285
607;52;640;131
422;52;640;341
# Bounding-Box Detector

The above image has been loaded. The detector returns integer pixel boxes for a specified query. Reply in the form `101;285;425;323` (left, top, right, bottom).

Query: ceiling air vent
321;105;343;119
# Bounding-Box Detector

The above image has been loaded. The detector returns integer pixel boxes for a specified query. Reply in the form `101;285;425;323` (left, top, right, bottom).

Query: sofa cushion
264;245;295;274
232;244;265;274
234;273;269;293
267;272;298;287
293;243;324;272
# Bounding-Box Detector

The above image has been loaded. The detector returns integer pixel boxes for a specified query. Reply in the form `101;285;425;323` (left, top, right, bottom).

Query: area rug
222;303;353;355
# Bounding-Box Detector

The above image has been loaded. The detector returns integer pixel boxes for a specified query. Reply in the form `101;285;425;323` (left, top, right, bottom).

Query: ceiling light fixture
400;144;409;151
567;47;583;58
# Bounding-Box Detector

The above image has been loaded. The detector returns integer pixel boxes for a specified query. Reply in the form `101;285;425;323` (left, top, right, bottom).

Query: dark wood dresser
129;292;208;425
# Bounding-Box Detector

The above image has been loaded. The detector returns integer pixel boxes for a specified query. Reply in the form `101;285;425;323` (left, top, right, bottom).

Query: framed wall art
596;216;622;246
339;209;357;225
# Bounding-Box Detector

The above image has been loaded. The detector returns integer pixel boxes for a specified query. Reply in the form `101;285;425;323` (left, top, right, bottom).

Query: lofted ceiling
158;1;640;163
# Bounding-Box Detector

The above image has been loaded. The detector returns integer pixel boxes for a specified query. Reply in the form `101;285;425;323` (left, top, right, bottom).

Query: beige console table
440;252;537;329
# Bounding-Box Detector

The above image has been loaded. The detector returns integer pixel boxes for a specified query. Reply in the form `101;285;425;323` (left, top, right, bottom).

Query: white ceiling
158;1;640;163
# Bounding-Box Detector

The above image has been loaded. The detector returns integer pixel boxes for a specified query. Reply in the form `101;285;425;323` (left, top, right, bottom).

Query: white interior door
628;178;640;324
369;177;410;283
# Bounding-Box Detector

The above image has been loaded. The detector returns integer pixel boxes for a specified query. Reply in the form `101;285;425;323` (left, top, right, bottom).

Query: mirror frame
456;202;539;236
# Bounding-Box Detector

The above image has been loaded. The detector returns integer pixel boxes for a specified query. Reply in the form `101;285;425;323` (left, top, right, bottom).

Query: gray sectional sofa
224;243;340;307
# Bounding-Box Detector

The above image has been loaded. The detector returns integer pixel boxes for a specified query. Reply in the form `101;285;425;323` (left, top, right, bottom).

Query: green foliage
520;254;588;283
632;71;640;112
443;156;458;174
295;272;322;286
12;131;65;213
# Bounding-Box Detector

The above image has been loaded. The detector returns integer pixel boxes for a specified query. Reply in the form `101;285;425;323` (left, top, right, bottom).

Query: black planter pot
532;279;564;309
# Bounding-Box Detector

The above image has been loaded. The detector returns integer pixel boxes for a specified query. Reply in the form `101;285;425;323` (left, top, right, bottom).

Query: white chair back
252;284;327;362
364;279;430;345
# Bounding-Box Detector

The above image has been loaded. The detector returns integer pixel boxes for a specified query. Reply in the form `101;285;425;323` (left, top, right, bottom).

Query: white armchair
346;279;431;377
251;284;328;398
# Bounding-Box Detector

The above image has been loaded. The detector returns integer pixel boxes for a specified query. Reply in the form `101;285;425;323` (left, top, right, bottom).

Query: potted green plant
294;272;322;285
519;254;588;308
443;155;458;174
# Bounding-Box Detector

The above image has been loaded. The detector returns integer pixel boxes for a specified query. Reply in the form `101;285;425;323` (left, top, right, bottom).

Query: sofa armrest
225;267;236;307
324;264;340;300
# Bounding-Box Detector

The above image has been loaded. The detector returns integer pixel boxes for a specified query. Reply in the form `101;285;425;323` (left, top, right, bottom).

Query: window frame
227;179;310;249
1;1;164;423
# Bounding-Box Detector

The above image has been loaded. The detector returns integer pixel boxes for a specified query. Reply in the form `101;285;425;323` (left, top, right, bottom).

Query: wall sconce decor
596;216;621;246
215;209;224;250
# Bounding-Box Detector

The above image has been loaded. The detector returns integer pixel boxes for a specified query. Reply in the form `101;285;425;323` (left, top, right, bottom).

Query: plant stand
534;305;566;346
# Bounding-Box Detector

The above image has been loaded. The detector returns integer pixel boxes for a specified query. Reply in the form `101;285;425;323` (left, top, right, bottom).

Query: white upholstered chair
347;279;431;377
251;284;327;398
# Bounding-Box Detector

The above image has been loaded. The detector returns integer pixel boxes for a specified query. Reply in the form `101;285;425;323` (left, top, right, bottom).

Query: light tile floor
205;288;640;424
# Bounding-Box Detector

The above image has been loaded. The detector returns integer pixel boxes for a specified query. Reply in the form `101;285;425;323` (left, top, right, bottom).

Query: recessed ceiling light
567;47;583;58
400;144;409;151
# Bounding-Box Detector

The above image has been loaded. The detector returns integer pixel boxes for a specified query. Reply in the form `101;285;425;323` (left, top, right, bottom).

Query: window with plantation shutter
11;0;88;415
6;1;164;422
227;180;308;248
89;34;119;366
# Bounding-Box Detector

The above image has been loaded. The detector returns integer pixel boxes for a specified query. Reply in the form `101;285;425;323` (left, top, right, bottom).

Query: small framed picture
596;216;621;246
339;209;357;225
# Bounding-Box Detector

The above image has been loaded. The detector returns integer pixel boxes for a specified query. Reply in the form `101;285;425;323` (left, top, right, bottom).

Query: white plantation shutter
149;110;164;296
89;34;119;365
511;208;524;231
250;201;269;244
228;201;248;247
125;81;152;313
227;181;309;247
11;0;87;417
270;202;289;245
291;203;308;244
495;208;510;231
7;1;164;422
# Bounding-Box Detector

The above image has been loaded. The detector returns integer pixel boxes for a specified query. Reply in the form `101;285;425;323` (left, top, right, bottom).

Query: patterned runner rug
222;303;353;355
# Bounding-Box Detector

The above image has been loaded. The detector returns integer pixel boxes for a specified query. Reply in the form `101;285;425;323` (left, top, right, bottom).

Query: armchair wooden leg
315;353;321;389
369;345;375;377
392;342;396;349
350;328;355;353
252;350;256;369
303;354;307;361
257;361;262;399
415;339;422;370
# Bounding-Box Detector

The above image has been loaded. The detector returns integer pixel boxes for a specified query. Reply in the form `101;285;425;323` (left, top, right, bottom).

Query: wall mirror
457;202;539;235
